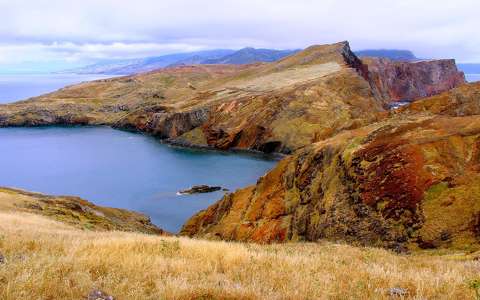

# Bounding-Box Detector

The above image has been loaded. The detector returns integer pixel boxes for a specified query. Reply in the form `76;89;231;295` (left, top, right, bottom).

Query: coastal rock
388;287;408;297
364;57;466;106
396;81;480;116
0;40;475;252
181;85;480;251
179;185;222;194
87;289;114;300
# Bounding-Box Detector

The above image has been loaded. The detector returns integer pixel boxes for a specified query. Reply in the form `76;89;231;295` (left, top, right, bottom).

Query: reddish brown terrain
182;83;480;251
182;106;480;250
363;57;466;106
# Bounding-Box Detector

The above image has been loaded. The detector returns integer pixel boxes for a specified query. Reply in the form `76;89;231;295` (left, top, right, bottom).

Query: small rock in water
388;287;408;297
178;185;222;194
87;289;114;300
0;253;5;264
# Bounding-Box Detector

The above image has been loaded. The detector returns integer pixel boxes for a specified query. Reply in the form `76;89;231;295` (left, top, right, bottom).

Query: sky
0;0;479;72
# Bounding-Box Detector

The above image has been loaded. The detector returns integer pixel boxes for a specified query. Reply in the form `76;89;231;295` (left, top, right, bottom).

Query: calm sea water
0;74;116;104
0;126;275;232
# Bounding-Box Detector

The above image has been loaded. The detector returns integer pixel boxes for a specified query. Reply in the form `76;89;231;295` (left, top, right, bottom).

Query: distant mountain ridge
62;49;236;75
64;47;477;77
201;47;299;64
64;48;298;75
355;49;417;61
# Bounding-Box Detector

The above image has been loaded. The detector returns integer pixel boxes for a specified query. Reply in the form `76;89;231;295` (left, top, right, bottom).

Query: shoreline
0;123;282;233
0;122;287;160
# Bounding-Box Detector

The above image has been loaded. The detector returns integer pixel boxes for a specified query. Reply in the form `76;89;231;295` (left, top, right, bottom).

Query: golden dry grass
1;211;480;299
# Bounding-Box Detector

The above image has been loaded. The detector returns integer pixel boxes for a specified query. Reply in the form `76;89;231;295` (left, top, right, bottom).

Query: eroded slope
182;84;480;251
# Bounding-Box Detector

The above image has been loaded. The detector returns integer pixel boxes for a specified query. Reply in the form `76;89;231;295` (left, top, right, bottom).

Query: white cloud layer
0;0;479;69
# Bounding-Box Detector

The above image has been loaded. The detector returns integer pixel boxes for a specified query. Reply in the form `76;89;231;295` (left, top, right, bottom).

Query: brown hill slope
0;187;164;234
397;81;480;116
182;83;480;252
114;41;385;153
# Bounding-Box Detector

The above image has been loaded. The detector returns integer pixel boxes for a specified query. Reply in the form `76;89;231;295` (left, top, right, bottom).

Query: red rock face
181;113;480;251
363;58;466;105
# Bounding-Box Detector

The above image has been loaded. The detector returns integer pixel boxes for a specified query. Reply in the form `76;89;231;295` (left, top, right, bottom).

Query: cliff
364;57;466;106
0;42;384;154
182;84;480;251
396;81;480;116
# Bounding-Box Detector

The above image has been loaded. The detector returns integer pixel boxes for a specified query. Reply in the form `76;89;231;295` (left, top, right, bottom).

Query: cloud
0;0;479;69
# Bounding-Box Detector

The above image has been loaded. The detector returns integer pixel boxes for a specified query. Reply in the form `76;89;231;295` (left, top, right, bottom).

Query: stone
179;185;222;195
87;289;114;300
0;253;5;265
388;287;408;297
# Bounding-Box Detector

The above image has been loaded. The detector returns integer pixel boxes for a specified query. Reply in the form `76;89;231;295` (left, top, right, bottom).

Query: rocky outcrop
397;82;480;116
174;41;385;153
114;106;210;139
181;86;480;251
148;108;210;138
364;57;466;106
178;185;223;194
0;187;166;234
182;115;480;250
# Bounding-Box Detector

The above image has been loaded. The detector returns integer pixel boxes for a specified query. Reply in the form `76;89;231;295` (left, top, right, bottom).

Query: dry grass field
1;210;480;299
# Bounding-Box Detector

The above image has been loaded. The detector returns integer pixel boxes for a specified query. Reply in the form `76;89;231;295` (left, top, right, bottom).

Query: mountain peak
269;40;357;70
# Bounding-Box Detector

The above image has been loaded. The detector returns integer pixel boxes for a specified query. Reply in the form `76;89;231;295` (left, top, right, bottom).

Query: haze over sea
0;74;116;104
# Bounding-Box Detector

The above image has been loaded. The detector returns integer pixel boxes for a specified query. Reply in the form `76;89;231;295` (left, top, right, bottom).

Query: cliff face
182;84;480;251
182;115;480;251
397;81;480;116
117;42;387;154
364;57;466;106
